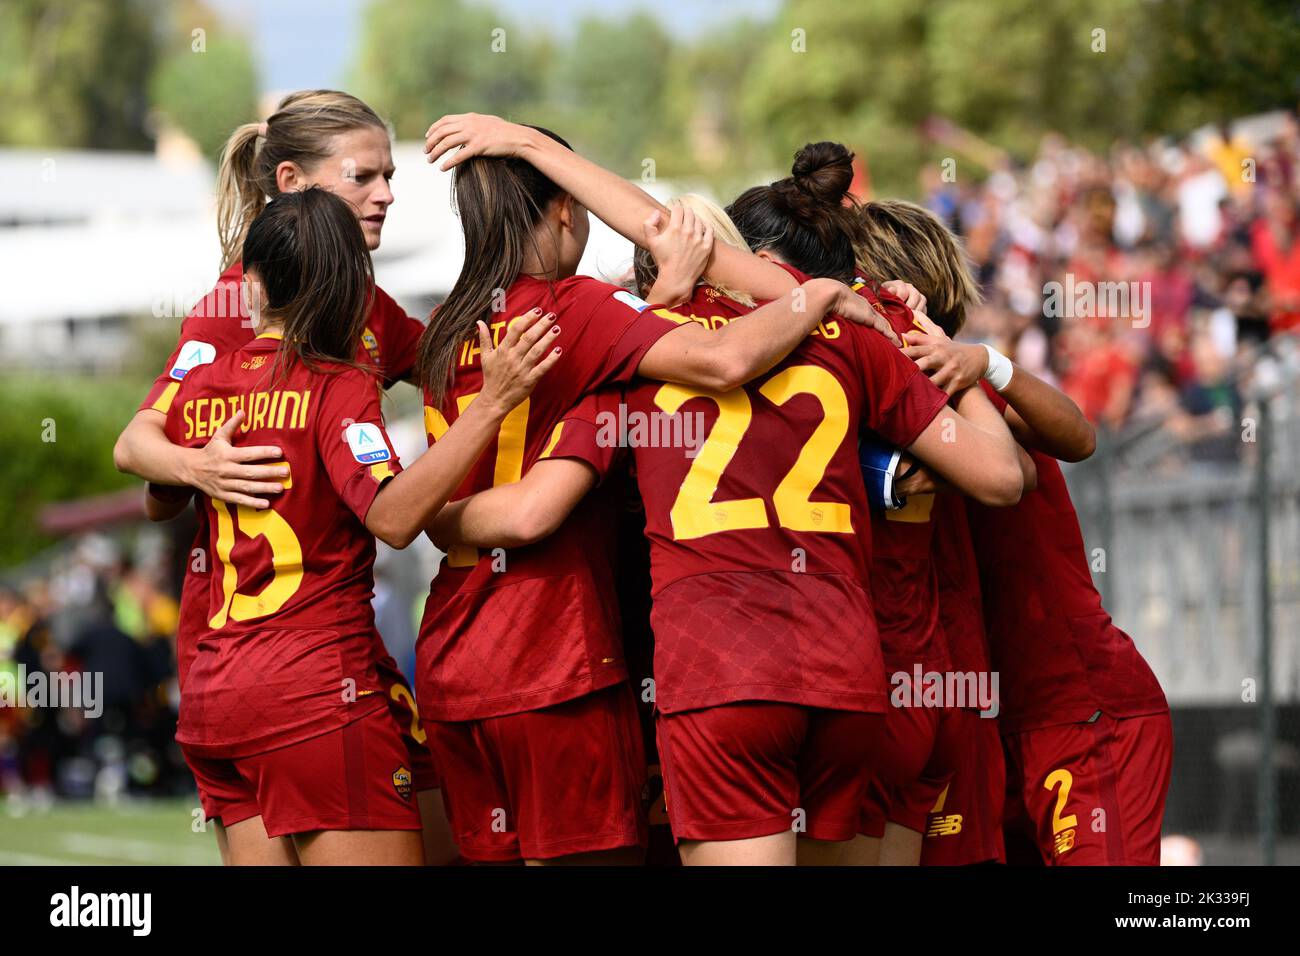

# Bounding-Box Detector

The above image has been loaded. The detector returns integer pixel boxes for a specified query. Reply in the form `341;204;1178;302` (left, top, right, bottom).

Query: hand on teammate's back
476;307;563;416
194;410;290;510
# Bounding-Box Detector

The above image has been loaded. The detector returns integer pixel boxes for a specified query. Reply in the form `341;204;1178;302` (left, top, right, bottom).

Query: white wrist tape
982;343;1014;392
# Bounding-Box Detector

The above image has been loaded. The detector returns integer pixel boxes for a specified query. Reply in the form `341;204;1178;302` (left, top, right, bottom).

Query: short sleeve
140;344;186;415
160;363;206;446
563;283;684;389
854;326;949;449
314;370;405;523
141;323;225;415
366;286;425;388
537;387;625;482
138;277;255;414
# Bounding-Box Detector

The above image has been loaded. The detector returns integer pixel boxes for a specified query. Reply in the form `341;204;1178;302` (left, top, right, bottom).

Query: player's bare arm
426;457;598;551
425;113;801;302
638;278;898;392
115;408;289;510
906;387;1023;507
903;321;1095;462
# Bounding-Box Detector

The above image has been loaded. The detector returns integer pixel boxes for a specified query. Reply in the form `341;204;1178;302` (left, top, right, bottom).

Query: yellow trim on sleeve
652;307;698;325
540;421;565;460
151;381;180;414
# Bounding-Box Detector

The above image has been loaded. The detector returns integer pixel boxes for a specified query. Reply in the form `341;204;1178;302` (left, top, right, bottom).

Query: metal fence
1066;345;1300;864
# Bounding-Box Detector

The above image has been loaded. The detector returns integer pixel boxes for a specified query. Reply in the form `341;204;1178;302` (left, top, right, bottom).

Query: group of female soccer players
113;90;1173;867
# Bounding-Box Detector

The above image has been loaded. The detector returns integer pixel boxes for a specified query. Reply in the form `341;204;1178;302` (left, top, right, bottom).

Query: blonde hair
854;199;982;335
634;193;756;308
215;90;388;270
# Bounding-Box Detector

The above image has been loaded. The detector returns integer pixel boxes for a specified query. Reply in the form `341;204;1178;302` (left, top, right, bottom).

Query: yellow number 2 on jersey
654;364;854;542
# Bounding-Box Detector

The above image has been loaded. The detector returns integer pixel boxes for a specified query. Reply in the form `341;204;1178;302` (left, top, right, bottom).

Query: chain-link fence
1067;340;1300;864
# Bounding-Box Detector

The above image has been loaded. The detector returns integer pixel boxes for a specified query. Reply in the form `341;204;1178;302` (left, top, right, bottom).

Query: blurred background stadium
1;0;1298;865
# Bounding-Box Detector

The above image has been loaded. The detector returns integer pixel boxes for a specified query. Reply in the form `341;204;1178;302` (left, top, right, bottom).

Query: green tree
1138;0;1300;134
151;26;259;160
742;0;1300;198
351;0;548;138
656;17;768;186
0;375;146;569
0;0;161;150
548;13;675;176
740;0;932;196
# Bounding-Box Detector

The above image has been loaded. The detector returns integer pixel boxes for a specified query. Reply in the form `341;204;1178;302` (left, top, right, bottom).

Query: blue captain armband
859;434;908;511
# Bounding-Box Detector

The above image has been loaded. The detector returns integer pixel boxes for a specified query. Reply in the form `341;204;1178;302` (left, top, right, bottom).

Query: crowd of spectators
0;535;189;807
923;111;1300;467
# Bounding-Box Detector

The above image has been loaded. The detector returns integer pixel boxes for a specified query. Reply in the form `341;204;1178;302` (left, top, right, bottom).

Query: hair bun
791;142;855;205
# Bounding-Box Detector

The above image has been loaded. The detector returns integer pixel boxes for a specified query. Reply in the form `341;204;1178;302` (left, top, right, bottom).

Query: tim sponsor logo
889;664;999;717
50;886;151;936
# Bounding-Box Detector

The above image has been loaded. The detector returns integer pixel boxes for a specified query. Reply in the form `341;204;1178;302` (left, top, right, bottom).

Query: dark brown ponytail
727;141;865;281
417;127;571;406
242;187;374;377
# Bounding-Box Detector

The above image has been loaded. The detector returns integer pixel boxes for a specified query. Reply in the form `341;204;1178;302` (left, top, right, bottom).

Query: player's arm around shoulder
427;457;598;551
428;388;616;550
365;311;562;549
901;321;1095;463
115;330;288;508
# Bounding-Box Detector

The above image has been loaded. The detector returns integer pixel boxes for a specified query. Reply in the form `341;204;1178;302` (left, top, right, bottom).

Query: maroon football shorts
920;707;1006;865
423;683;647;862
1002;710;1173;865
657;701;882;843
184;704;423;838
859;702;957;838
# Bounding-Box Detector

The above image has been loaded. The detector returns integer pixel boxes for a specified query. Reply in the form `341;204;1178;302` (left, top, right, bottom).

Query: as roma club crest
392;765;413;801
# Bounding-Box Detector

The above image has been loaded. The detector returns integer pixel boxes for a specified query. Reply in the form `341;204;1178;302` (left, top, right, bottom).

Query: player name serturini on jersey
181;388;312;440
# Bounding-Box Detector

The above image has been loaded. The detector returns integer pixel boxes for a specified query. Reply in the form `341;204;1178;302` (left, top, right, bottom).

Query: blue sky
209;0;780;92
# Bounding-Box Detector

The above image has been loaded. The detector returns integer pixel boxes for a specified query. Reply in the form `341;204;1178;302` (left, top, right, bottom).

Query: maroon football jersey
626;290;949;714
162;333;403;756
142;262;423;690
965;382;1168;732
930;491;991;678
415;275;681;721
865;294;953;676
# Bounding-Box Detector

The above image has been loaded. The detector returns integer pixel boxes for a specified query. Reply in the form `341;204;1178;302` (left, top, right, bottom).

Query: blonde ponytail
215;122;266;270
